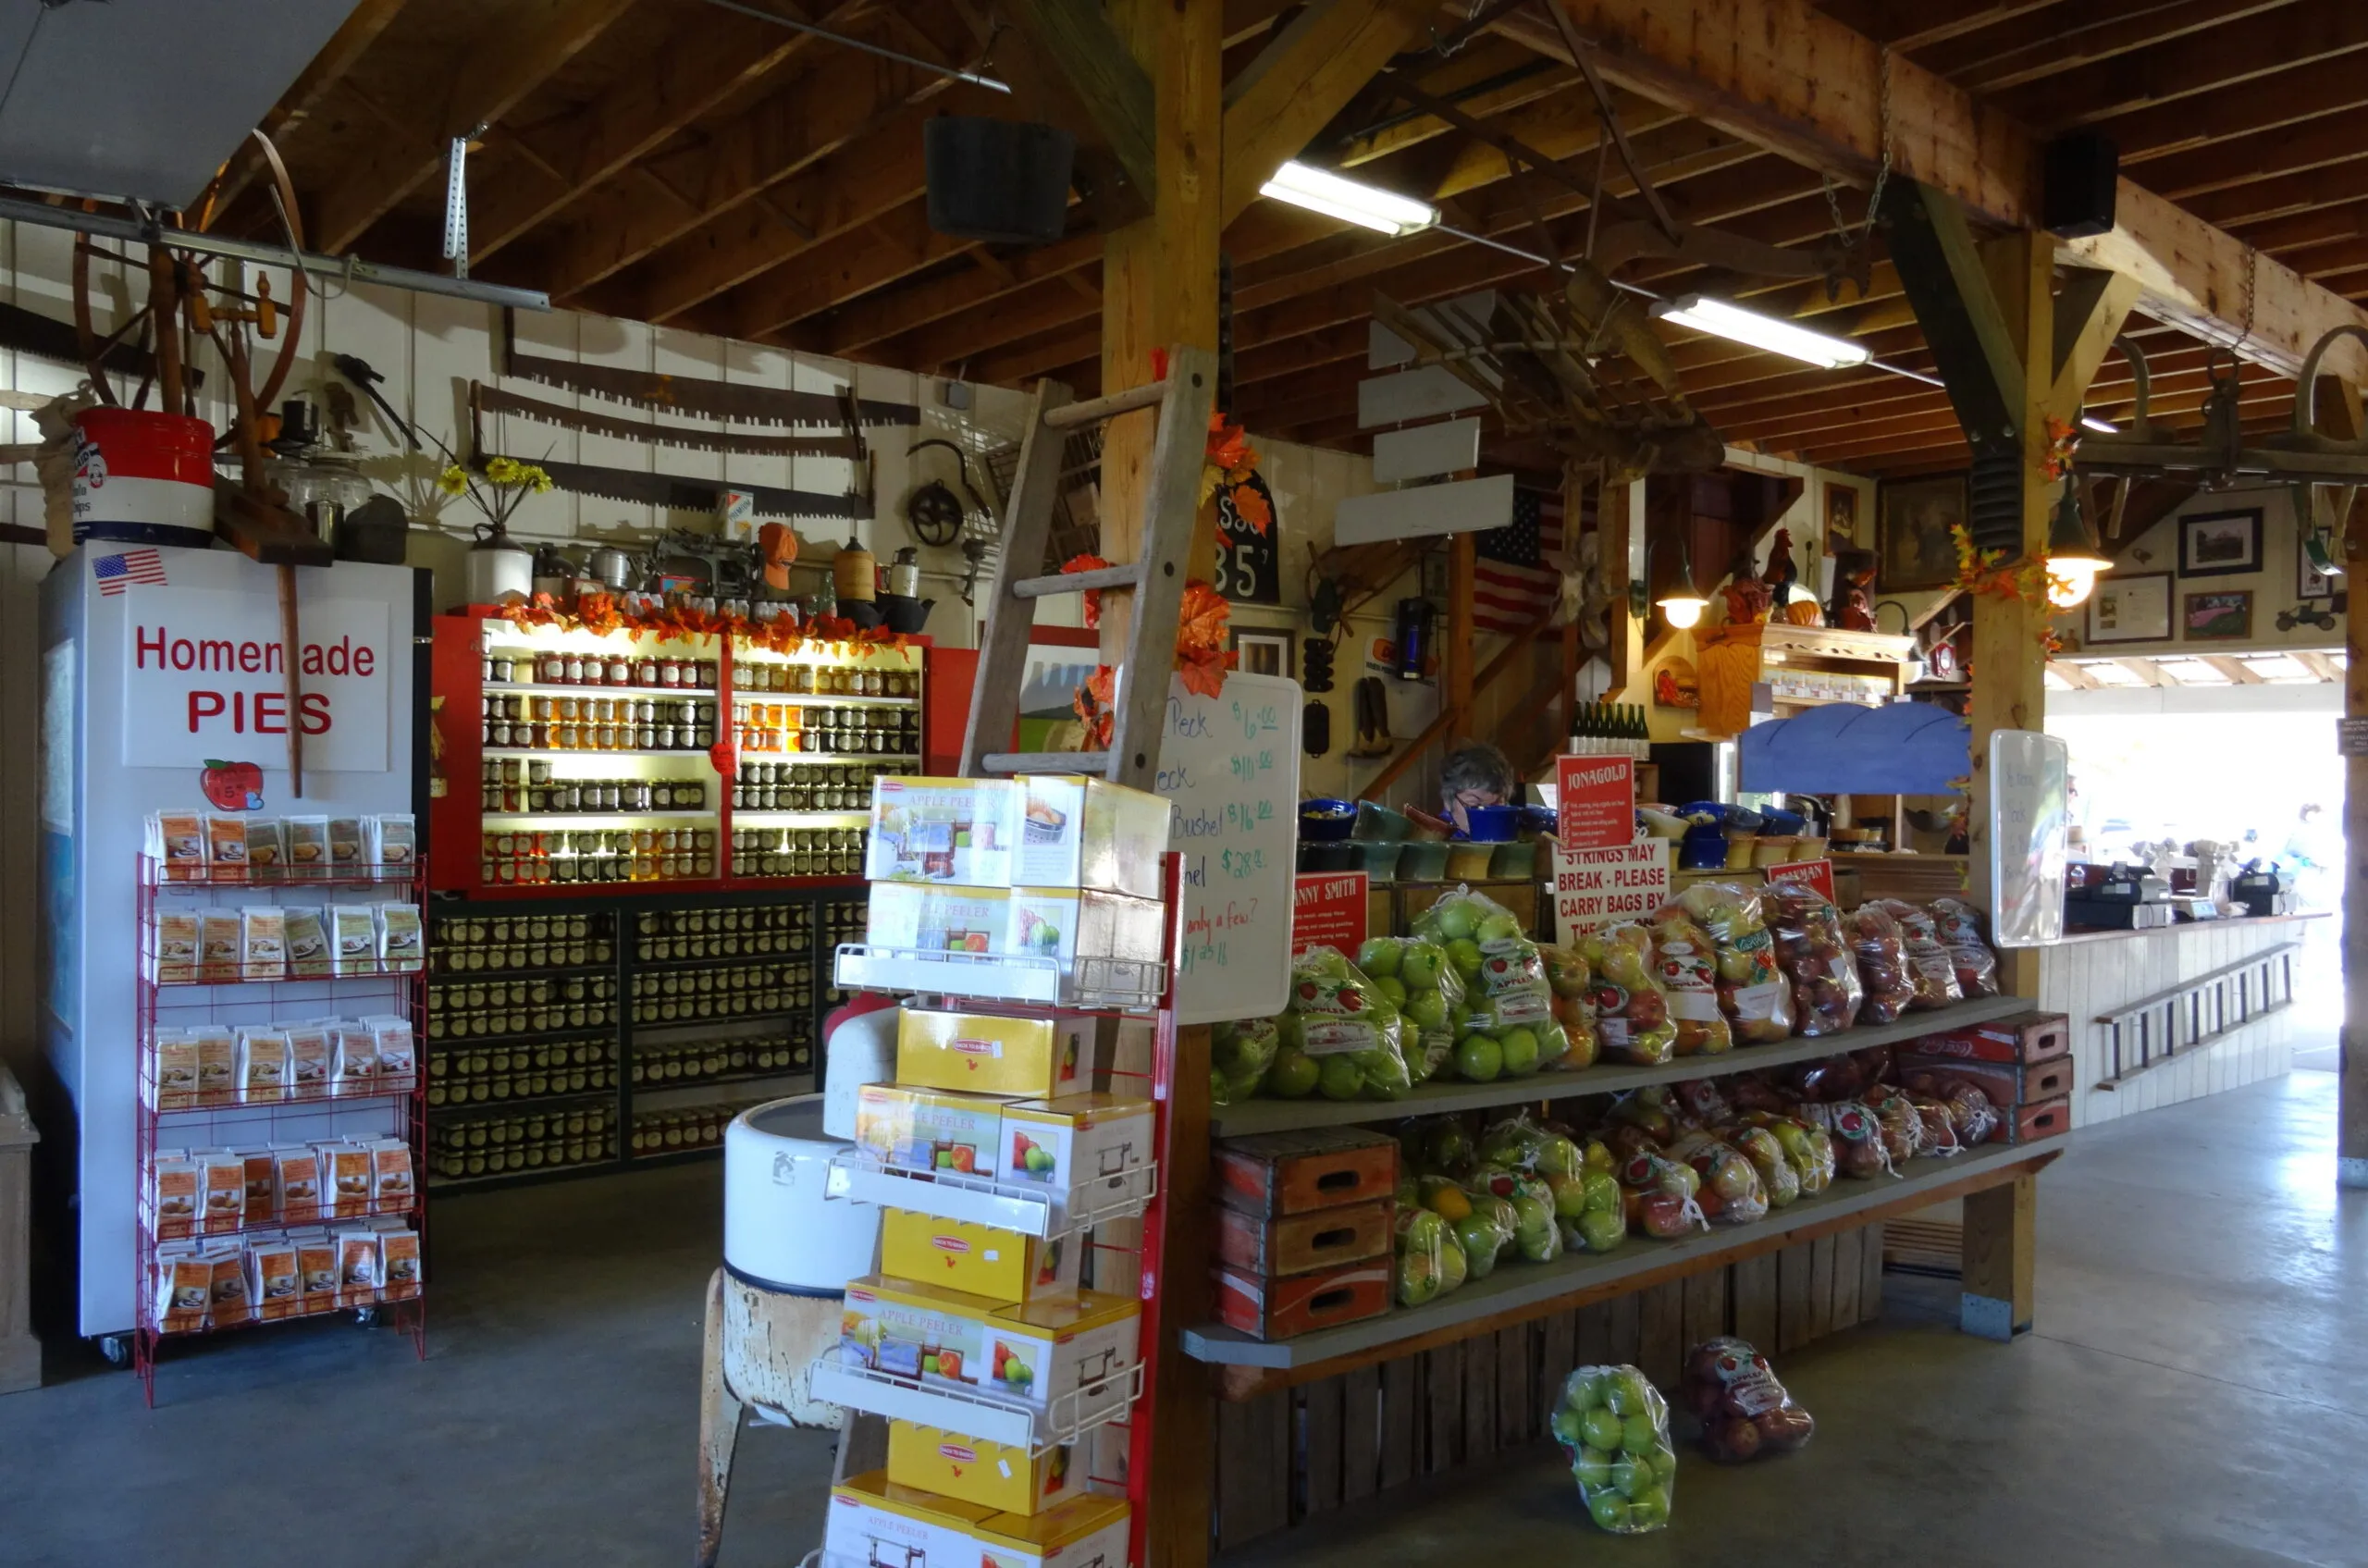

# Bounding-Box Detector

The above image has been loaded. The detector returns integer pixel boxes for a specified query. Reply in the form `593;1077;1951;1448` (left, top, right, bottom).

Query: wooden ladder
957;345;1218;794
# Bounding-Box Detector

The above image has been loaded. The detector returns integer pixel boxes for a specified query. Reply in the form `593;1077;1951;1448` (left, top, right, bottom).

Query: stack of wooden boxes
1211;1128;1399;1340
1896;1011;2074;1143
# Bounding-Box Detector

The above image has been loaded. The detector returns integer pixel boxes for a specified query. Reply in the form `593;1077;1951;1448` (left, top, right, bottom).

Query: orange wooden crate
1907;1011;2070;1067
1213;1128;1398;1217
1214;1198;1394;1278
2008;1096;2070;1143
1895;1050;2075;1107
1214;1259;1393;1340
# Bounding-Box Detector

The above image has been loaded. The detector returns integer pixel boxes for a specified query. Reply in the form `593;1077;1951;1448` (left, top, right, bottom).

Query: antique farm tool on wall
501;325;919;428
475;383;862;460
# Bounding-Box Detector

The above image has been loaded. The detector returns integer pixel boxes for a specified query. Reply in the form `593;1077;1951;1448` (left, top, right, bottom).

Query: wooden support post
1560;464;1585;745
1448;532;1476;741
1959;1171;2037;1339
2333;376;2368;1191
1604;480;1640;695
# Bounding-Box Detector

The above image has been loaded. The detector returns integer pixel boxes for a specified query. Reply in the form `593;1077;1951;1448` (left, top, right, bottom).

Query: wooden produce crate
1907;1010;2070;1067
1215;1199;1393;1278
2007;1097;2070;1143
1214;1258;1393;1342
1895;1050;2077;1106
1214;1129;1398;1218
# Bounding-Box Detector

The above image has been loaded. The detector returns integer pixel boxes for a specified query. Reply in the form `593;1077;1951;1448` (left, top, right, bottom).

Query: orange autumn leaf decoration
1174;578;1238;699
1061;553;1113;628
1227;480;1272;537
1073;663;1116;750
495;596;912;658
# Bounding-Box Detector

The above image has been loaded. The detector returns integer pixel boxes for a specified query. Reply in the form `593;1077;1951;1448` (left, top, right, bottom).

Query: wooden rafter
215;0;409;212
1217;0;1438;227
1810;0;2057;52
310;0;638;255
2106;52;2368;167
999;0;1155;224
2142;107;2368;203
1995;4;2368;130
464;0;871;264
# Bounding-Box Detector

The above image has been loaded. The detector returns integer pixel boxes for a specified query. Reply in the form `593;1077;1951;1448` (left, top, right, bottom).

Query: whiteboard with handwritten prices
1156;672;1301;1024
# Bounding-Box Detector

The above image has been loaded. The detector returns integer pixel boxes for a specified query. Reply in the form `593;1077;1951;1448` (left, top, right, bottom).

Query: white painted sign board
1333;474;1515;546
1368;291;1499;367
121;588;393;771
1372;417;1482;482
1551;839;1671;943
1158;671;1301;1025
1356;364;1491;427
1988;728;2068;947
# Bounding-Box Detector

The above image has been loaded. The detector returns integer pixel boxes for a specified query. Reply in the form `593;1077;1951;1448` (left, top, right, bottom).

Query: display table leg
697;1268;746;1568
1958;1171;2036;1340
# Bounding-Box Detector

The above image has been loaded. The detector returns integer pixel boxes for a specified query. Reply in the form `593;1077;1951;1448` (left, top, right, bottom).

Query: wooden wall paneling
1462;1328;1498;1463
1860;1220;1887;1320
1377;1356;1418;1488
1298;1376;1345;1520
1637;1279;1684;1389
1574;1301;1610;1367
1682;1264;1729;1352
1497;1325;1532;1445
1732;1252;1778;1349
1830;1225;1863;1330
1215;1389;1292;1549
1807;1234;1838;1341
1340;1365;1381;1503
1424;1342;1462;1474
1777;1242;1815;1352
1536;1309;1576;1428
1605;1290;1643;1365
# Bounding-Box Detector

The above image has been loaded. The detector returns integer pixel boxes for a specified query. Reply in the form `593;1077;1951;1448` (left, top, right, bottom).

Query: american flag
1473;488;1566;634
94;548;170;595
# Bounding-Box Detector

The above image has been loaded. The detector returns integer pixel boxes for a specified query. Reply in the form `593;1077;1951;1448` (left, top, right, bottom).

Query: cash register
2063;861;2176;931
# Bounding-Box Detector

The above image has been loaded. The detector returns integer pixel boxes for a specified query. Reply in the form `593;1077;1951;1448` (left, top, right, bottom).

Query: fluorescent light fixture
2080;414;2119;435
1259;161;1437;235
1648;294;1871;369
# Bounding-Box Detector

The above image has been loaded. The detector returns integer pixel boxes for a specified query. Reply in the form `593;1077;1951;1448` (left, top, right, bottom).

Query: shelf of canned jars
430;614;942;900
424;888;870;1191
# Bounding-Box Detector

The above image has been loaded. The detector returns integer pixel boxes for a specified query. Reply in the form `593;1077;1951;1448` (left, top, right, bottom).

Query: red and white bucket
70;408;216;547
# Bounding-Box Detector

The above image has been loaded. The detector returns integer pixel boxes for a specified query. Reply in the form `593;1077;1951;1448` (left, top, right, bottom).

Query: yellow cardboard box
880;1209;1081;1305
896;1006;1092;1098
886;1422;1079;1516
854;1083;1018;1178
978;1491;1132;1568
826;1472;1129;1568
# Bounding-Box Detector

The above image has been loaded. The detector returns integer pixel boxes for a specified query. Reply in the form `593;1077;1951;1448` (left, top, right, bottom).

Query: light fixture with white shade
1648;294;1872;369
2079;414;2118;435
1258;161;1437;236
2044;479;2112;610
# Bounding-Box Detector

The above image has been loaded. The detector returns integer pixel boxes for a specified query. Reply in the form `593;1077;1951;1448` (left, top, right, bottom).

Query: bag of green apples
1738;1111;1835;1194
1671;882;1795;1043
1550;1364;1676;1534
1537;943;1601;1069
1646;905;1735;1056
1575;923;1680;1065
1210;1017;1279;1105
1412;888;1563;1070
1276;946;1415;1101
1445;995;1572;1083
1464;1164;1563;1263
1393;1204;1467;1307
1357;935;1464;1084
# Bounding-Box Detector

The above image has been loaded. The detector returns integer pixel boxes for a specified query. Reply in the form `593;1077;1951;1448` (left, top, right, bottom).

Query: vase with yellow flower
443;454;555;607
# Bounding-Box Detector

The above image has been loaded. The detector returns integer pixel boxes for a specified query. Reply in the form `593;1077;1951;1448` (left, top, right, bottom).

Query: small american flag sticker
93;548;168;595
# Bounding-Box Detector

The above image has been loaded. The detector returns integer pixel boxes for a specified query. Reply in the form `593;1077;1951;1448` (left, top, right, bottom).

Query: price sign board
1550;839;1671;942
1292;872;1369;955
1555;756;1634;849
1763;858;1836;903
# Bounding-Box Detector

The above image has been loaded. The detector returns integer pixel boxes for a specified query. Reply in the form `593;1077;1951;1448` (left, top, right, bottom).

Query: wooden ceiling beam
1944;0;2296;97
2105;50;2368;165
703;199;971;340
2170;162;2368;232
1502;0;2368;382
216;0;408;213
811;233;1104;357
1994;5;2368;130
1321;43;1576;171
1807;0;2058;53
515;55;968;306
998;0;1155;226
309;0;637;254
1220;0;1440;226
464;0;872;264
2225;201;2368;259
2138;105;2368;203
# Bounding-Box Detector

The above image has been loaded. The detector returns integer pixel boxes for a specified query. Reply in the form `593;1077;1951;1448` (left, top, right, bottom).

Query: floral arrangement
1069;579;1236;748
1948;523;2055;637
497;590;914;656
1203;413;1271;535
440;454;554;534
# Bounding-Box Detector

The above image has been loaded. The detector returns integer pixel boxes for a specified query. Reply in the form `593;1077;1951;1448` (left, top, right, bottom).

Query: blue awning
1738;702;1973;795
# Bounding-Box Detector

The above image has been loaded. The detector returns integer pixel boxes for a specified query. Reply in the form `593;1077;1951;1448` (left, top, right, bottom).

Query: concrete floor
3;1071;2364;1568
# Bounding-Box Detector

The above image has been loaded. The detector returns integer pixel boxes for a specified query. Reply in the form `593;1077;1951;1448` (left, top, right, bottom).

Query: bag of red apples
1680;1336;1817;1463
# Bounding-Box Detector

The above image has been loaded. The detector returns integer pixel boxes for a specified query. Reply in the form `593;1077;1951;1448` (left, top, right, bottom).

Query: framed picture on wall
1876;474;1965;591
2184;589;2253;640
2300;545;2338;600
1825;484;1858;552
1231;628;1295;680
2178;508;2263;576
2087;572;2172;643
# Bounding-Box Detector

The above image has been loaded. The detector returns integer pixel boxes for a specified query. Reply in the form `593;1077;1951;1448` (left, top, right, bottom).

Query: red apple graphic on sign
201;759;265;811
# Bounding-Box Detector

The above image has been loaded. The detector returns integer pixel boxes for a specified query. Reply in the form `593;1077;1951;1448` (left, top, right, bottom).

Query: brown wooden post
1604;480;1639;695
1959;1171;2037;1339
1448;532;1476;741
1095;6;1220;1568
1560;464;1585;746
2330;376;2368;1191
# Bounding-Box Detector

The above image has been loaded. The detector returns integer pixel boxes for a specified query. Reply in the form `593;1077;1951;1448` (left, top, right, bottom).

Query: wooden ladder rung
1041;378;1172;429
982;750;1109;775
1012;563;1147;599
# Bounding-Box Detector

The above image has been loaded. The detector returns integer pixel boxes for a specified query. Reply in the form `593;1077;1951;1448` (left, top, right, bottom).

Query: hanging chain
1819;46;1893;241
2232;243;2259;361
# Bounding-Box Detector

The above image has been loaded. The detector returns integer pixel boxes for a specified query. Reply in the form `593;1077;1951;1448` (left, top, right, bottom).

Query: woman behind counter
1441;741;1518;837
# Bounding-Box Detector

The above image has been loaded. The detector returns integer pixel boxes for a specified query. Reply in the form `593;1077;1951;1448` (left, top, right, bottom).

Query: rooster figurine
1766;528;1823;626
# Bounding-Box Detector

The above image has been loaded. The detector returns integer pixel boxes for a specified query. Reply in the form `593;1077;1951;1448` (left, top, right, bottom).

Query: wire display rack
131;854;428;1404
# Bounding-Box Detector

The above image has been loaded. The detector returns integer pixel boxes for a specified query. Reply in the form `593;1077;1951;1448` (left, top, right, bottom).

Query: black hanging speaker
2042;131;2118;239
925;117;1076;245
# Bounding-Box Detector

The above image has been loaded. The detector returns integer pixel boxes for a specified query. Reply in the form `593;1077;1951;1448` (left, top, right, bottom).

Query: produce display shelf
1206;994;2029;1137
1179;1139;2057;1371
480;681;722;699
807;1356;1145;1455
480;747;719;761
827;1155;1158;1241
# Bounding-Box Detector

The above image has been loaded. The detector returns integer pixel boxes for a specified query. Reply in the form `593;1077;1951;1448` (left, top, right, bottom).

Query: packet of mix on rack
283;907;331;979
370;1141;414;1207
245;819;285;883
199;912;243;983
327;1145;373;1218
284;816;328;880
199;1154;247;1236
282;1020;331;1098
379;1229;421;1300
377;903;424;970
249;1238;301;1321
335;1228;380;1306
151;1155;199;1240
327;817;364;872
154;810;206;882
240;1150;278;1222
330;1023;378;1096
275;1147;322;1224
295;1234;338;1314
204;816;250;883
331;905;377;974
153;1031;198;1108
158;1250;210;1332
206;1249;255;1328
368;813;416;869
192;1027;236;1104
154;911;199;985
236;1029;289;1104
367;1017;416;1091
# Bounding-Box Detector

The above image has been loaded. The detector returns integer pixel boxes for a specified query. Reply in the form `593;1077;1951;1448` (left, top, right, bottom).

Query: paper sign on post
1550;839;1671;942
1763;858;1835;902
1555;756;1634;849
1292;872;1369;955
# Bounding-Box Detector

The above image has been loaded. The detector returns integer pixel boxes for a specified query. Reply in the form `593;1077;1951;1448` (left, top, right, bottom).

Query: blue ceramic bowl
1299;797;1358;841
1463;805;1521;842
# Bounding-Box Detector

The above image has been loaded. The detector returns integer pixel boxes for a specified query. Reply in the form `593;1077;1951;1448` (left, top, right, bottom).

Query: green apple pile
1209;1017;1279;1105
1272;946;1413;1101
1357;935;1463;1085
1392;1204;1469;1306
1549;1364;1675;1534
1483;1114;1626;1253
1412;888;1571;1080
